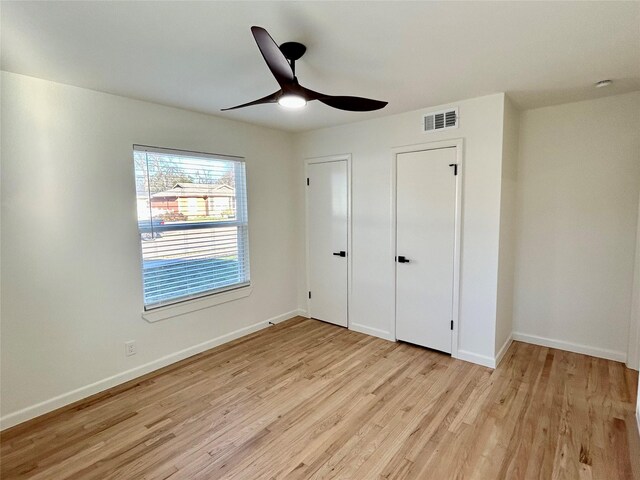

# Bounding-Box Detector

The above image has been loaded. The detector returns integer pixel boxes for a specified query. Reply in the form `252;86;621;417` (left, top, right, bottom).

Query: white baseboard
495;335;513;367
0;310;300;431
512;332;627;363
270;309;306;324
455;349;496;369
349;322;395;342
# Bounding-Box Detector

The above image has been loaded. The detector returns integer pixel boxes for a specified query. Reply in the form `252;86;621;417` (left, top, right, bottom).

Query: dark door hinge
449;164;458;176
451;320;454;330
308;291;311;299
306;178;309;186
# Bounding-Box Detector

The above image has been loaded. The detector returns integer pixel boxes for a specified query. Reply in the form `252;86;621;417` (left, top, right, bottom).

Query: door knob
333;251;347;257
396;255;410;263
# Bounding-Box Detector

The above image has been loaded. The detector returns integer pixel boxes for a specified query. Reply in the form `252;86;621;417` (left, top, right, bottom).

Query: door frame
390;139;464;358
305;154;352;328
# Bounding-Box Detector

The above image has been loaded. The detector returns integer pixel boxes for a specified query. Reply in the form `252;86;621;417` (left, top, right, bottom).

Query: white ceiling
2;1;639;132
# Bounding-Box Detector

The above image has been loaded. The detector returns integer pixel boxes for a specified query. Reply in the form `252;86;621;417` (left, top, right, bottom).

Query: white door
396;147;457;353
308;160;348;327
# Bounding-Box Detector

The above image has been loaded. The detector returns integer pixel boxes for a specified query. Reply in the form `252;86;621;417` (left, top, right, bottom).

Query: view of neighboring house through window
134;145;250;309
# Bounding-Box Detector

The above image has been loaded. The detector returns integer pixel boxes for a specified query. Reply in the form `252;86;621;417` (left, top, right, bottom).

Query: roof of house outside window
152;183;235;199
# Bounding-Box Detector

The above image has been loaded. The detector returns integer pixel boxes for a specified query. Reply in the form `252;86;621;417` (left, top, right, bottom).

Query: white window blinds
134;145;250;310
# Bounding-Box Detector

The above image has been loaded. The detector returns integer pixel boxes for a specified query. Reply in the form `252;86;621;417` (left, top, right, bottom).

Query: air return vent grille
423;108;458;133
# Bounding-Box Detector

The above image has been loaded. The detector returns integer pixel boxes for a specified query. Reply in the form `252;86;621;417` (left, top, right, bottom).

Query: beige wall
0;72;299;428
512;92;640;361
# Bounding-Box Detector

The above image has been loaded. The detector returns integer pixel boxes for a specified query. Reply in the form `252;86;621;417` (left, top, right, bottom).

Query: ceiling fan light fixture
278;94;307;109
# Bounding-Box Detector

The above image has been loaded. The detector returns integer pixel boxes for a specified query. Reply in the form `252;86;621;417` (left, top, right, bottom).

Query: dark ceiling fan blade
299;87;387;111
221;90;281;111
251;26;295;86
317;96;388;112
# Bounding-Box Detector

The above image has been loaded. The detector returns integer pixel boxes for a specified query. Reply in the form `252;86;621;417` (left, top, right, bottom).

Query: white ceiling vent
423;107;458;133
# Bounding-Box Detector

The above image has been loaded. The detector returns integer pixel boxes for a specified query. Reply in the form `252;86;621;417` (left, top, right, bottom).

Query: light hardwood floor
1;317;639;479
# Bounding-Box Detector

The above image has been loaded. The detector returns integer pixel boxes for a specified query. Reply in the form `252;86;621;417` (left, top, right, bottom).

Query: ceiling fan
222;26;388;112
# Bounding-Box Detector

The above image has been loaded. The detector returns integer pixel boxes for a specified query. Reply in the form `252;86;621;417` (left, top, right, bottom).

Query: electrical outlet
125;340;137;357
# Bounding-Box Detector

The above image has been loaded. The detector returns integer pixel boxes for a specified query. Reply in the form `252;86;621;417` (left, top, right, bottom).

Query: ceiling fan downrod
279;41;306;76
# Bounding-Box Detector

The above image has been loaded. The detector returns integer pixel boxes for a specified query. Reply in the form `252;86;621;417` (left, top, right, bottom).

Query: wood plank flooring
1;317;638;479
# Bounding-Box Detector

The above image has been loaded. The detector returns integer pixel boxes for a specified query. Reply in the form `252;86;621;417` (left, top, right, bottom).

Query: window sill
141;286;253;323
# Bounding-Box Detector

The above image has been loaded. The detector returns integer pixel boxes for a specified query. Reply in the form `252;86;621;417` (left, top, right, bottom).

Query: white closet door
308;160;348;327
396;148;457;353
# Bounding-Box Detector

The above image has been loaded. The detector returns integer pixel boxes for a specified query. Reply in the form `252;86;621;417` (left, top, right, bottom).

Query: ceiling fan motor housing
279;42;307;62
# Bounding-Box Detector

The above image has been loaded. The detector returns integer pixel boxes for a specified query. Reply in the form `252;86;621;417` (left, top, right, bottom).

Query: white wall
633;196;640;431
295;94;506;366
513;92;640;362
495;95;519;361
0;72;299;428
633;192;640;433
628;189;640;371
629;190;640;371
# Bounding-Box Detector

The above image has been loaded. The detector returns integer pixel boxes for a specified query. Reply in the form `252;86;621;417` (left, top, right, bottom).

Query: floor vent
423;108;458;133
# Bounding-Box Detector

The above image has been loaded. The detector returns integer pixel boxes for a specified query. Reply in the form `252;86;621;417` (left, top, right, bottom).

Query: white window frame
133;145;251;322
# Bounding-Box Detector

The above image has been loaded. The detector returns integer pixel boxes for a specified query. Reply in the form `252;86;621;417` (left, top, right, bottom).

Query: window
134;145;250;310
